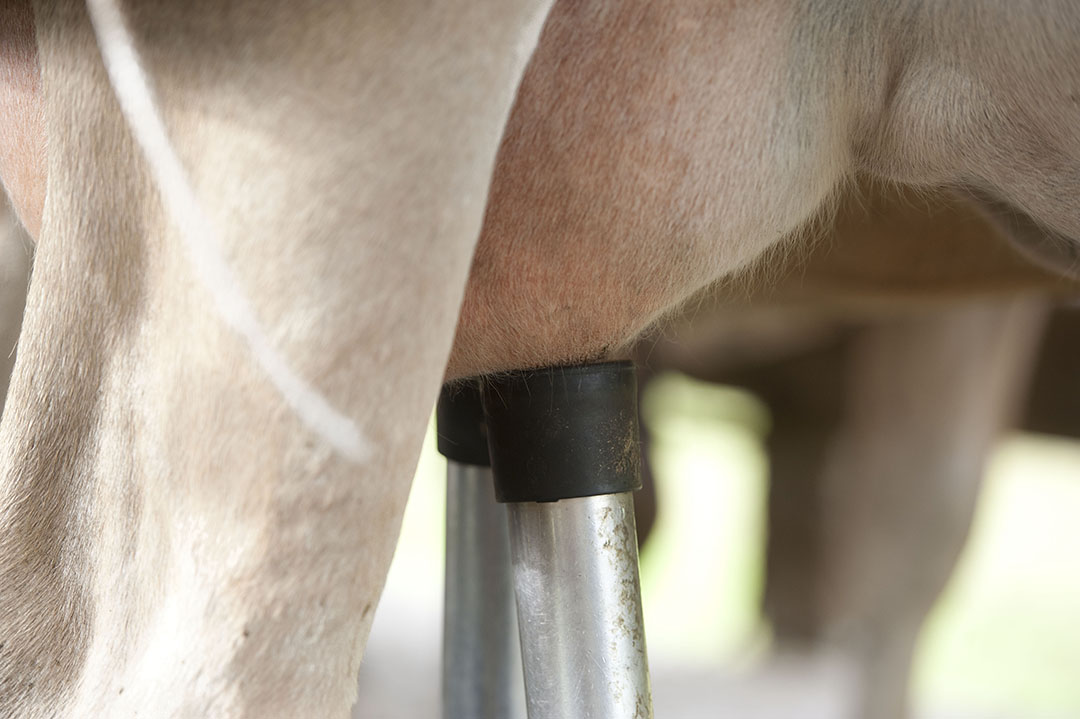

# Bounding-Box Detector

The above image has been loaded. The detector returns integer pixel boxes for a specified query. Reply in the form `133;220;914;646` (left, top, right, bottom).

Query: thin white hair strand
85;0;372;464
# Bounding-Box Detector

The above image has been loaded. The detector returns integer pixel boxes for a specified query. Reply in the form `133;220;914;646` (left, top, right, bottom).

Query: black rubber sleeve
481;361;642;503
436;380;491;467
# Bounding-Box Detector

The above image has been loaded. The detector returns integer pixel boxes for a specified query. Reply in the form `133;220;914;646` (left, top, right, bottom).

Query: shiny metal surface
443;462;526;719
508;492;653;719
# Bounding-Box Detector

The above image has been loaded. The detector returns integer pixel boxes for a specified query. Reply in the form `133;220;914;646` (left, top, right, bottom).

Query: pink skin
9;1;1076;382
0;0;45;240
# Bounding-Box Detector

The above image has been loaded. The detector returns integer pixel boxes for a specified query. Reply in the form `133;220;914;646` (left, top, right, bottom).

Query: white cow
634;181;1078;719
0;1;1077;717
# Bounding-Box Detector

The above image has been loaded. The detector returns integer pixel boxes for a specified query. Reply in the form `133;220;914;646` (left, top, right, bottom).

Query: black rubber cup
481;361;642;503
436;380;491;467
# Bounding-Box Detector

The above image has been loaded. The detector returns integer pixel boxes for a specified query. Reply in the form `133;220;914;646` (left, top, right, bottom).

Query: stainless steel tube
507;492;653;719
443;461;525;719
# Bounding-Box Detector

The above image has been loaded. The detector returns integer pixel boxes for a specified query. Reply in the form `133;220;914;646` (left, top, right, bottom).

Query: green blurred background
383;371;1080;717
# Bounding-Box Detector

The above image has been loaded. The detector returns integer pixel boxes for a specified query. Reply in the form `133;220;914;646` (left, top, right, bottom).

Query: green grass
637;374;770;667
914;434;1080;716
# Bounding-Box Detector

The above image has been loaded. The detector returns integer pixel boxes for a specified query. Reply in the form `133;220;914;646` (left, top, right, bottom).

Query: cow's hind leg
820;300;1047;719
718;330;854;645
0;1;552;717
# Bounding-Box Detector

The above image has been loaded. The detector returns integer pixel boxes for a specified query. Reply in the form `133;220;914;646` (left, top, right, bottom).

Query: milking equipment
437;361;653;719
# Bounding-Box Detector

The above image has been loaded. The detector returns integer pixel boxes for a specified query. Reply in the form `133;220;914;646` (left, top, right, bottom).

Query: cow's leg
820;299;1047;719
1022;307;1080;437
0;1;552;716
727;334;854;645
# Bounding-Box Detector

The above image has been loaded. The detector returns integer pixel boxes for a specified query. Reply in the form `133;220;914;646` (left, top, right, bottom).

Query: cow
0;1;1078;717
633;180;1080;719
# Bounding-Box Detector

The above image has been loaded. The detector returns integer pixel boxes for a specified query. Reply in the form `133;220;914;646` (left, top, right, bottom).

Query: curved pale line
86;0;371;464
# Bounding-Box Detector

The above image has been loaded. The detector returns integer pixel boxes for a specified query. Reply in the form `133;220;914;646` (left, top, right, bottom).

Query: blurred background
354;371;1080;719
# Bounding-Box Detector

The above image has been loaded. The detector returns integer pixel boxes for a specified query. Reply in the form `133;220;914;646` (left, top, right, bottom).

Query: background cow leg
819;299;1047;719
634;319;853;641
732;334;854;645
635;296;1047;717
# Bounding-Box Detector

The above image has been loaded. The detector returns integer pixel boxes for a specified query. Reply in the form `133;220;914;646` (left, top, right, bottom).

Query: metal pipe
442;461;525;719
507;492;653;719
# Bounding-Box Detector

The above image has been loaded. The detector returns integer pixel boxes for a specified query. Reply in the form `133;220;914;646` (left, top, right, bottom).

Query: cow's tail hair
85;0;372;465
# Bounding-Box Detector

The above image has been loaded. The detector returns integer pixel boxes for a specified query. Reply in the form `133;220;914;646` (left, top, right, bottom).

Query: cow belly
448;0;1080;378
